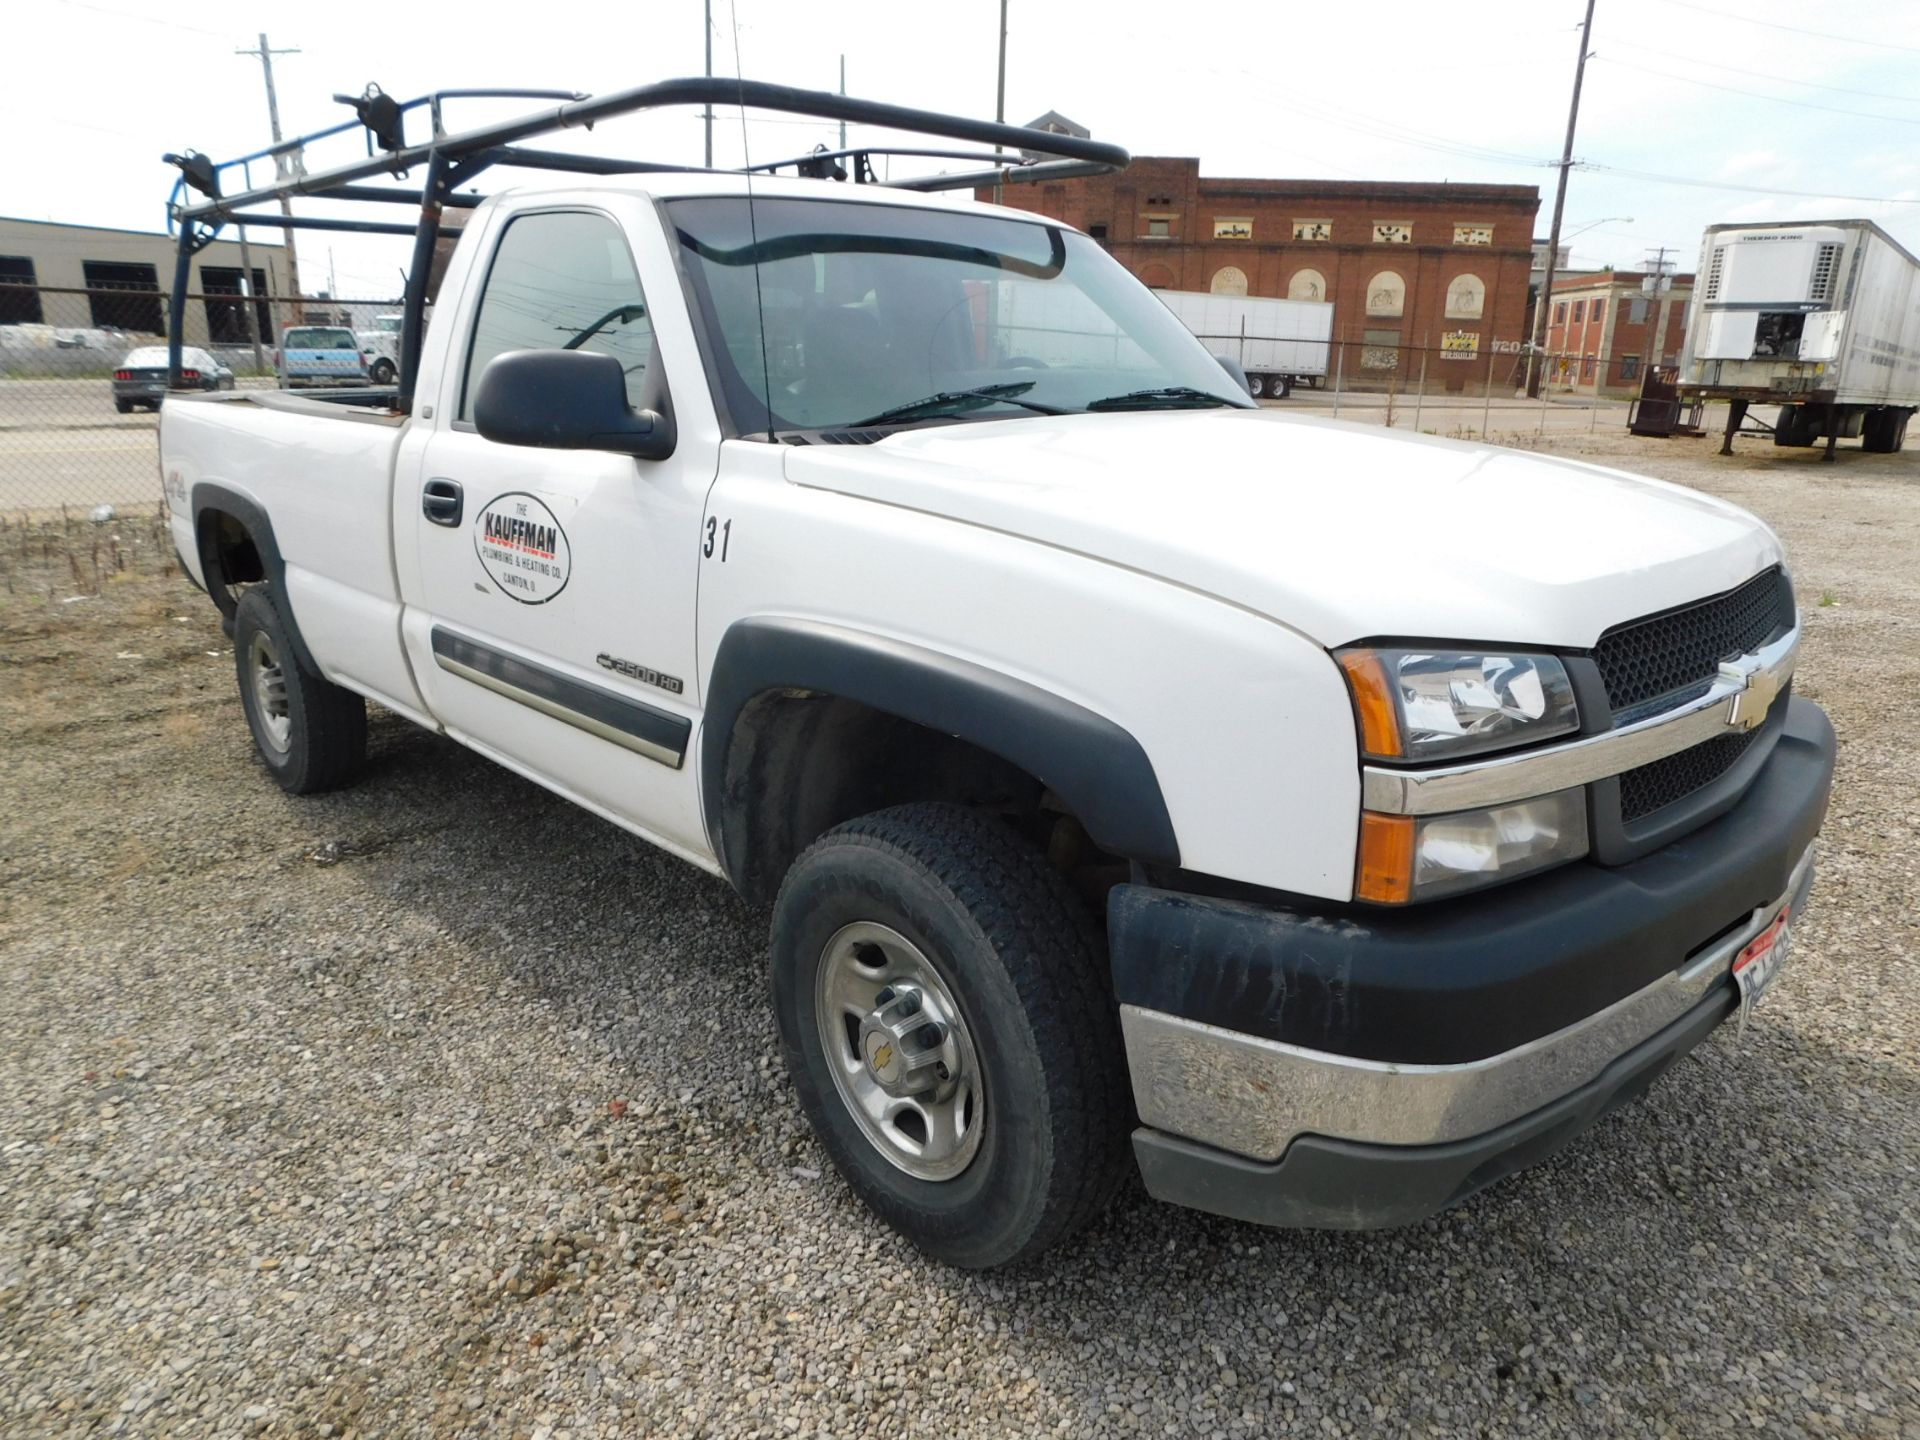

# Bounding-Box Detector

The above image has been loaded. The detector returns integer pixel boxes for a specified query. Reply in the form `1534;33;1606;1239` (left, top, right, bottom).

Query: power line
1655;0;1920;56
1575;160;1920;205
1599;33;1920;104
1253;90;1556;171
45;0;231;38
1593;54;1920;127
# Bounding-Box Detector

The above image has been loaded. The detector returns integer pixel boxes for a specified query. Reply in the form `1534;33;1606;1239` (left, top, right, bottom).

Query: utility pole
703;0;713;168
1645;244;1677;368
993;0;1009;205
1526;0;1598;398
238;33;304;321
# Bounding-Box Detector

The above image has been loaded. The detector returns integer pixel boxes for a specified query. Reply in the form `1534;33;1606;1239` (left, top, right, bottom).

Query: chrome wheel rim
814;921;985;1181
248;629;292;753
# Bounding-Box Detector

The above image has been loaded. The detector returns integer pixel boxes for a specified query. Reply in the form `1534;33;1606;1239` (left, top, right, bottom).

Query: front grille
1619;727;1761;823
1593;568;1794;718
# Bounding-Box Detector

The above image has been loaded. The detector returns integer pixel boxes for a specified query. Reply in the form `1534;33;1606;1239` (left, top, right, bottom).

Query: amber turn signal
1337;649;1403;760
1355;811;1415;904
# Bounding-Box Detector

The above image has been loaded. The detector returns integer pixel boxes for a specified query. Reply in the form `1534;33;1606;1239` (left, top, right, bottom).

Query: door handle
422;477;463;527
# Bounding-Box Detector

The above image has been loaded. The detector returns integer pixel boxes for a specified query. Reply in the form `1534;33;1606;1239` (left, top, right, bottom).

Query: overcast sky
10;0;1920;298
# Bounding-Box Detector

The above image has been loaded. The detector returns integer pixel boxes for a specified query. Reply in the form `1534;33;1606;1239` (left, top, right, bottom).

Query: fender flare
190;482;321;676
701;616;1180;880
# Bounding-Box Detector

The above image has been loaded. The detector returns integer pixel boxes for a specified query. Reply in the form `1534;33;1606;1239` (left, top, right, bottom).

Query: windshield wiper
852;382;1067;427
1083;385;1237;412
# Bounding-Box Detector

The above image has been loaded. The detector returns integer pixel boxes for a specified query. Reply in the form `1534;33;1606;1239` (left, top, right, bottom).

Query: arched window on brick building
1288;268;1327;303
1365;270;1405;317
1445;273;1486;320
1137;261;1176;290
1210;265;1249;296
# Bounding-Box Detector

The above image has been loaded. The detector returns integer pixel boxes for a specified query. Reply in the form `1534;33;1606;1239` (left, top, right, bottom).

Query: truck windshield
667;196;1253;436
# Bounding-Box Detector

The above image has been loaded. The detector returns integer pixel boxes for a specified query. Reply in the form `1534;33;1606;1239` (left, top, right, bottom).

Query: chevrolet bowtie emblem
1722;659;1782;732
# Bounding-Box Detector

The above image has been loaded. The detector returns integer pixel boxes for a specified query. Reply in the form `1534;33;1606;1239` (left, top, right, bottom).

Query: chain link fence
1;286;398;598
1221;334;1651;442
0;285;399;513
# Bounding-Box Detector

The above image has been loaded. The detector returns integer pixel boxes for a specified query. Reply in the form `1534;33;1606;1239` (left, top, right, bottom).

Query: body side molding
430;627;691;768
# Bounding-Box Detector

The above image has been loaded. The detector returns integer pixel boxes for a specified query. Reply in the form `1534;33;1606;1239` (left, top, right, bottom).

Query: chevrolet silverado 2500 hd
156;82;1833;1268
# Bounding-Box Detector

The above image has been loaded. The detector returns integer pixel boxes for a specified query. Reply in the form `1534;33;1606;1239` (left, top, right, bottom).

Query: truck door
398;205;715;865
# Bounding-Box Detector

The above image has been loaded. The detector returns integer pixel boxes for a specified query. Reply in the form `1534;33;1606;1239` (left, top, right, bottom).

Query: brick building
1541;269;1693;397
985;157;1540;386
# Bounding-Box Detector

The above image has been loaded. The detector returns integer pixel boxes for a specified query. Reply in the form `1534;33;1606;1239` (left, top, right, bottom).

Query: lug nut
916;1023;943;1049
875;987;894;1005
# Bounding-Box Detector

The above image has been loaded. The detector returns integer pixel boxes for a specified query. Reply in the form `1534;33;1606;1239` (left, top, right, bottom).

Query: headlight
1357;789;1588;904
1337;648;1579;761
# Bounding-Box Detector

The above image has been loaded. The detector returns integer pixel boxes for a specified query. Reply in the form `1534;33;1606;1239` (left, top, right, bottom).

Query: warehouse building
0;216;288;347
986;155;1540;384
1541;268;1694;396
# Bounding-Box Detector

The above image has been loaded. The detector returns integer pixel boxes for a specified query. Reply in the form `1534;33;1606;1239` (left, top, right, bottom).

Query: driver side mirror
473;348;676;461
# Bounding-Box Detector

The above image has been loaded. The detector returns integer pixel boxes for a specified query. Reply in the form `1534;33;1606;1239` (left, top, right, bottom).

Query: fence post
1482;347;1495;438
1413;335;1428;433
1332;340;1344;419
1538;353;1551;437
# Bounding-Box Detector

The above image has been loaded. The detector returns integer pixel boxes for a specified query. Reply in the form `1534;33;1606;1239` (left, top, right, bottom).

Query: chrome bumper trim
1362;624;1800;816
1120;845;1814;1162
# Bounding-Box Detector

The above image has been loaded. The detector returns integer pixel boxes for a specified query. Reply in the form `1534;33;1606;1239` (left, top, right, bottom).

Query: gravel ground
1;429;1916;1439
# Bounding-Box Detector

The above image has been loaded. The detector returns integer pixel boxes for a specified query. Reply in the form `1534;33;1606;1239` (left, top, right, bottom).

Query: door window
459;210;653;421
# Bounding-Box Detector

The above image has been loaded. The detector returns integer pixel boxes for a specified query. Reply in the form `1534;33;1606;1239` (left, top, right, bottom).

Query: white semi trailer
1678;219;1920;457
1153;291;1333;399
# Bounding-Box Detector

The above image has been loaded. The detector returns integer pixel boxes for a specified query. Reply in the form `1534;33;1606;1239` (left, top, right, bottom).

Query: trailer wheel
1862;407;1910;454
1773;406;1817;448
1270;375;1293;400
1246;374;1267;398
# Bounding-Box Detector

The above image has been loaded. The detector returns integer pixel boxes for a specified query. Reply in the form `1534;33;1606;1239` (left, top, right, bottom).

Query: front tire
233;586;367;794
771;803;1130;1268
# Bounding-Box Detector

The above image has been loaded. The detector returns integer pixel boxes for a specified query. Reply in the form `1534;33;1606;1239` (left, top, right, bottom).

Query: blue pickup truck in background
276;325;369;389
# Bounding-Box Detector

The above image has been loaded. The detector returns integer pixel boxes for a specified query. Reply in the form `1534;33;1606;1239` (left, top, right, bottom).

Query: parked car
275;325;369;389
112;345;232;412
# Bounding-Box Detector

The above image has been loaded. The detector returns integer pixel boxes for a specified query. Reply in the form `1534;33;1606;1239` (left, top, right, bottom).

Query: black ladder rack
164;76;1129;407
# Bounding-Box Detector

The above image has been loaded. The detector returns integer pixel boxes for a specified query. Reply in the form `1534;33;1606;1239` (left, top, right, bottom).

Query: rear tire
369;358;397;386
771;803;1130;1269
1271;375;1293;399
1246;374;1268;398
114;400;131;414
232;586;367;794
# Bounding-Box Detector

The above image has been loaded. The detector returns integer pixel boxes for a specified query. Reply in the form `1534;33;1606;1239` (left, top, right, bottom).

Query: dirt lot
1;431;1916;1438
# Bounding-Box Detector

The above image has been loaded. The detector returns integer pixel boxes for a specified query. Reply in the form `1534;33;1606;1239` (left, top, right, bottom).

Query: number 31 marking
703;516;732;561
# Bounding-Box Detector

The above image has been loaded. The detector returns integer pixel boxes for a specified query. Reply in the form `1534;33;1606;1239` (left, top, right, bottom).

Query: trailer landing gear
1719;399;1747;456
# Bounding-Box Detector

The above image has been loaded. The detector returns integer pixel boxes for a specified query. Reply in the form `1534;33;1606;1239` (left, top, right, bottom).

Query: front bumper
1112;695;1834;1229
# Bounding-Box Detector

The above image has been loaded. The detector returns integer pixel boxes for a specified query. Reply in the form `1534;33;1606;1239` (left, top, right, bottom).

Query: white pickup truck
159;155;1832;1269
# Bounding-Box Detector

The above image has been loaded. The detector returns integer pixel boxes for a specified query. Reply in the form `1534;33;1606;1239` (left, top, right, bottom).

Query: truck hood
782;408;1784;648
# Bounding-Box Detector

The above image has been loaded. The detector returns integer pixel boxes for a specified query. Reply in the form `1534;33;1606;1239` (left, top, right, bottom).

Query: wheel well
197;508;264;621
718;690;1113;907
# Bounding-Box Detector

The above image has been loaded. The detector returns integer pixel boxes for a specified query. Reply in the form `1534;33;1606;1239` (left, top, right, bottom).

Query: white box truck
1678;219;1920;457
1154;291;1333;399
